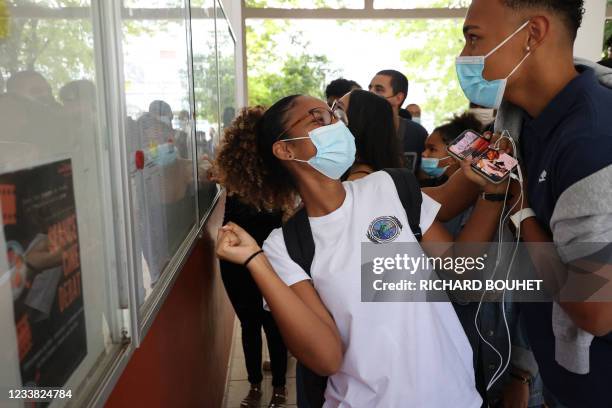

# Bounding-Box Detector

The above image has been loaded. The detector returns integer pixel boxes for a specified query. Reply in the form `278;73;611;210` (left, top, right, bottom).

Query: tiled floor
224;318;298;408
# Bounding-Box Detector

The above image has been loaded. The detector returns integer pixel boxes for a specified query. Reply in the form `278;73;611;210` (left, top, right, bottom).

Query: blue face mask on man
420;156;450;178
455;21;531;109
280;121;356;180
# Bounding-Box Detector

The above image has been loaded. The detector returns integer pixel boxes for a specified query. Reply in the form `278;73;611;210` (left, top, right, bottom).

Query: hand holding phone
447;130;518;184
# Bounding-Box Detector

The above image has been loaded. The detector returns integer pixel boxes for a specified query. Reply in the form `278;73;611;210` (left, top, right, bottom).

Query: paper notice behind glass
1;158;88;389
141;161;169;289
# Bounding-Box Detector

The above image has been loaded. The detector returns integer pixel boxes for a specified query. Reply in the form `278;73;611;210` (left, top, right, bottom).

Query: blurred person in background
598;36;612;68
406;103;422;124
324;78;361;107
149;100;174;128
59;80;97;121
332;89;402;181
418;112;484;188
369;69;428;172
468;102;497;129
6;70;60;108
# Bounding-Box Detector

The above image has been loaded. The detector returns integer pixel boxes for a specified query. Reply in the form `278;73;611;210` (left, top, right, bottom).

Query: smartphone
403;152;417;172
447;129;518;184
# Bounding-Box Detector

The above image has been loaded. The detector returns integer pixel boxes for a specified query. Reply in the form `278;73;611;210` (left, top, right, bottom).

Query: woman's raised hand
216;222;262;265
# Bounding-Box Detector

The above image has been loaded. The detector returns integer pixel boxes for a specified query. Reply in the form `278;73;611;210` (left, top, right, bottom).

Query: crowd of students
214;0;612;407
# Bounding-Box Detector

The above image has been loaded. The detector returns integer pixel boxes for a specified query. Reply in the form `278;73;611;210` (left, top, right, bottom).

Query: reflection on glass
216;2;237;135
120;0;196;305
191;0;220;219
245;0;363;8
0;0;120;399
374;0;470;8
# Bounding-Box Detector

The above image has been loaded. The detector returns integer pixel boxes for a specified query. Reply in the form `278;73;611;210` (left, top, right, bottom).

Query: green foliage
0;15;95;93
0;0;8;40
245;0;470;125
0;0;155;94
246;20;334;106
378;18;468;126
604;20;612;55
249;53;331;106
191;50;219;124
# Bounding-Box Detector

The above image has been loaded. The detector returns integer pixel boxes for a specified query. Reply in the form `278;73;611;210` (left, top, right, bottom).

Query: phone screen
447;130;518;183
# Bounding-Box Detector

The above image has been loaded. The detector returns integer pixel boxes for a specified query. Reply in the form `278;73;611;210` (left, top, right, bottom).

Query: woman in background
332;90;402;181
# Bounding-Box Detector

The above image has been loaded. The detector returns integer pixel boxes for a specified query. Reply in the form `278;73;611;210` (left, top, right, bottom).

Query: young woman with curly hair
214;94;509;407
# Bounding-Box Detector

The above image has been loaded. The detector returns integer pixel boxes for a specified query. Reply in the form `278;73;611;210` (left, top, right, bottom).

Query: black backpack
281;168;423;408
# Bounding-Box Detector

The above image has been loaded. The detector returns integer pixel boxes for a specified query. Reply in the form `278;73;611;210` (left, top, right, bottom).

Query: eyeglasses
278;106;348;140
331;100;349;127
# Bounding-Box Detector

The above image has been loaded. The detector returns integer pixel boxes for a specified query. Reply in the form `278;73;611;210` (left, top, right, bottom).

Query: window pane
120;0;197;306
374;0;470;8
216;3;237;135
191;0;220;218
245;0;363;9
0;0;124;402
123;0;185;8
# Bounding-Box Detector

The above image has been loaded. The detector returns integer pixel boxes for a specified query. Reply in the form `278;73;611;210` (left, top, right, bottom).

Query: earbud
526;45;531;52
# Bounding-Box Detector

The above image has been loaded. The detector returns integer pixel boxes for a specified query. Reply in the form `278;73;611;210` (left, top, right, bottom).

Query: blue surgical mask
280;121;356;180
412;117;422;124
420;156;450;178
456;21;531;109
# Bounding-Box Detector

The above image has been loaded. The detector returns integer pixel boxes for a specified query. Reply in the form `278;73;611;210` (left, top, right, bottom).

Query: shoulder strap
282;209;326;407
383;168;423;241
282;207;315;276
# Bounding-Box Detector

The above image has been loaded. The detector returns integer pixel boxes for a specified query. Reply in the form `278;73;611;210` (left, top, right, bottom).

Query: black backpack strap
282;207;315;276
383;168;423;241
282;207;326;407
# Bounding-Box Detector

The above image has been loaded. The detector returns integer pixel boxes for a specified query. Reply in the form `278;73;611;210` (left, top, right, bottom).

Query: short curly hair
213;97;301;214
325;78;361;100
434;112;485;145
502;0;584;40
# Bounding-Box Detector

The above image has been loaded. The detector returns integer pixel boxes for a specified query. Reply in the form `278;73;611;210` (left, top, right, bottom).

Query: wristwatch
480;192;512;202
510;208;536;229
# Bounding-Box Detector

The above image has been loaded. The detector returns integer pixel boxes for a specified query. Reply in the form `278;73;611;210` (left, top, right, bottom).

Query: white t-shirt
262;171;481;408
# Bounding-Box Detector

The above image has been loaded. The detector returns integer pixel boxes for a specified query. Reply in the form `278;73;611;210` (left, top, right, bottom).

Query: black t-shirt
398;117;427;171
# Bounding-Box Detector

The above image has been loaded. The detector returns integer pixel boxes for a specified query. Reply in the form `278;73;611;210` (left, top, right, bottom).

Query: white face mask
469;108;496;125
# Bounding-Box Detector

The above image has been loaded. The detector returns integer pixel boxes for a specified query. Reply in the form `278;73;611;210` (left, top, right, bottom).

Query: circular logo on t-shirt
367;216;403;244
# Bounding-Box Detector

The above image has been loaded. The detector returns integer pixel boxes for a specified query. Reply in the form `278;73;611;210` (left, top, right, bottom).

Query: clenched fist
216;222;262;265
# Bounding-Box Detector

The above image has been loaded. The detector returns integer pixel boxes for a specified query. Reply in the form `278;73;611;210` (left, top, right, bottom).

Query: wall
575;0;607;60
105;195;235;408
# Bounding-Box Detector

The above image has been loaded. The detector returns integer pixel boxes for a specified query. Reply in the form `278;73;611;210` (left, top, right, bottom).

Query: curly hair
213;96;301;214
325;78;361;100
434;112;485;145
